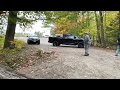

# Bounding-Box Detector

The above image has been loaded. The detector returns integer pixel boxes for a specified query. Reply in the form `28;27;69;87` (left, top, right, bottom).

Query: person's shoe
115;55;118;56
84;54;89;56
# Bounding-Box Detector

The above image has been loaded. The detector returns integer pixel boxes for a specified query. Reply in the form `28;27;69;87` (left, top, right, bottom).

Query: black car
27;35;40;44
48;34;84;48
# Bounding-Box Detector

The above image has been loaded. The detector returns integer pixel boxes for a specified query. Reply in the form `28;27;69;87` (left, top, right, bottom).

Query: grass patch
0;39;26;70
0;48;29;70
0;36;4;49
0;41;55;71
0;48;23;69
11;39;26;50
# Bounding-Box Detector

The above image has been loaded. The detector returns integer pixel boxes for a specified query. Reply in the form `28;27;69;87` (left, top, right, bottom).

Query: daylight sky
15;20;51;36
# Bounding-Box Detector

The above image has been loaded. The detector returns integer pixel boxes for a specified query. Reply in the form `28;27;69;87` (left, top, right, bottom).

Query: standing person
84;32;91;56
115;35;120;56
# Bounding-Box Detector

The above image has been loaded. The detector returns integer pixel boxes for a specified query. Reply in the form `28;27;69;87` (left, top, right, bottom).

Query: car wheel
37;42;40;45
78;43;84;48
37;41;40;45
53;41;59;46
27;41;30;44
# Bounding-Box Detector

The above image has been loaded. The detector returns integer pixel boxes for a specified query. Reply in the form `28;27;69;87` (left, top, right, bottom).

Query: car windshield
68;36;74;39
28;35;38;37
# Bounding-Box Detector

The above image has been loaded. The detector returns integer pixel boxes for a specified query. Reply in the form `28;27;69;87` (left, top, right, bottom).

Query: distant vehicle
48;34;84;48
27;35;40;44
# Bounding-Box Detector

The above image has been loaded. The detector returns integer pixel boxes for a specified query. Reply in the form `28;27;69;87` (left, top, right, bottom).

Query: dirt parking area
15;37;120;79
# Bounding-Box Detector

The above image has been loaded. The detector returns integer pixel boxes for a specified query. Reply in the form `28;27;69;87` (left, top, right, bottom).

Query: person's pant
115;45;120;56
85;44;90;55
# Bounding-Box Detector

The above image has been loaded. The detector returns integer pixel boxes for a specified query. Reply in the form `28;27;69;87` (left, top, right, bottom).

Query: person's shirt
84;34;91;44
117;37;120;45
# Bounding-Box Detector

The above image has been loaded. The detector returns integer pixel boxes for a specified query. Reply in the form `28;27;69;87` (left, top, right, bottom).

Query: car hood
77;38;84;40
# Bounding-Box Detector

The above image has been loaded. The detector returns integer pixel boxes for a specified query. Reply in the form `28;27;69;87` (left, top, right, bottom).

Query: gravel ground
16;37;120;79
0;65;27;79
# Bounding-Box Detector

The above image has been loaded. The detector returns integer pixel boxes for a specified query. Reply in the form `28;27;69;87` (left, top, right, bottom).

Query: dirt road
16;37;120;79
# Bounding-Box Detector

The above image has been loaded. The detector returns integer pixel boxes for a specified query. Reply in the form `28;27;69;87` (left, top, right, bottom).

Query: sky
15;20;51;36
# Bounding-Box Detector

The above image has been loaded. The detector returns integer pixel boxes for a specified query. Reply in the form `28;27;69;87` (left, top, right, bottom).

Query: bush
0;39;26;69
0;37;4;48
10;39;25;50
0;48;24;69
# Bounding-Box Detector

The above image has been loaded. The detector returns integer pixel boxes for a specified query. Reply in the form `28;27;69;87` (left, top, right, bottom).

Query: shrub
0;47;25;69
0;37;4;48
10;39;25;49
0;39;26;69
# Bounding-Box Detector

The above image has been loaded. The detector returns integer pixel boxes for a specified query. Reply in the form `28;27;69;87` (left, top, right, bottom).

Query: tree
3;11;43;49
105;11;118;47
118;11;120;35
94;11;101;45
3;11;18;48
34;31;43;37
99;11;106;47
42;11;120;48
104;11;108;46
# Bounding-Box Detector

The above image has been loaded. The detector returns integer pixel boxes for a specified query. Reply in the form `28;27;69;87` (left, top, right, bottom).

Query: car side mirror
27;36;28;37
74;36;76;39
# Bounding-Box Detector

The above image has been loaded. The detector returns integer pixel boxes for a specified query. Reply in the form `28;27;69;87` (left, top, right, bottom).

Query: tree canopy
0;11;119;49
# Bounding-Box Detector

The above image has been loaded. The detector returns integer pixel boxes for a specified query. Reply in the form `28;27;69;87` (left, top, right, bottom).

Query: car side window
74;36;79;39
66;36;74;39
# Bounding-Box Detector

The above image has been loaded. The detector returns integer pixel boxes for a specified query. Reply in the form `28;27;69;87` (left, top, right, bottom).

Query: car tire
53;41;59;46
78;43;84;48
37;42;40;45
37;41;40;45
27;41;30;44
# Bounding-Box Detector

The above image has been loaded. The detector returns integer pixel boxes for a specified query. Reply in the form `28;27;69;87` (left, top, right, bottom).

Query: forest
0;11;120;79
0;11;120;49
43;11;120;49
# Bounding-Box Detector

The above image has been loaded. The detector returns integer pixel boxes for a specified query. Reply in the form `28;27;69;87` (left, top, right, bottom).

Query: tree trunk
81;11;84;30
92;35;95;46
87;11;90;32
119;11;120;36
104;11;108;47
94;11;101;45
3;11;18;49
99;11;106;48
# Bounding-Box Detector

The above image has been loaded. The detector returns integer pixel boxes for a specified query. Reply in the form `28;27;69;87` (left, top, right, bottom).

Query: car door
69;36;75;44
64;36;74;45
72;36;79;44
62;35;75;45
62;36;69;44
